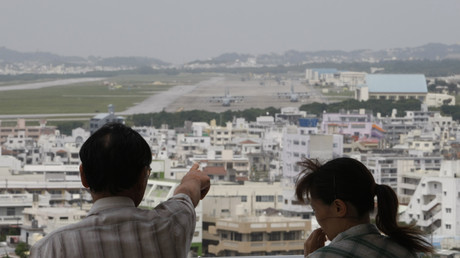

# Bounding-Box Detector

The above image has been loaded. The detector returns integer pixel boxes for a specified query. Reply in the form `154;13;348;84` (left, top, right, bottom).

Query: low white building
400;160;460;249
426;93;456;107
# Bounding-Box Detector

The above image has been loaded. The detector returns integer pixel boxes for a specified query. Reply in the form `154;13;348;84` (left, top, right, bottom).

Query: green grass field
0;81;152;114
0;73;214;115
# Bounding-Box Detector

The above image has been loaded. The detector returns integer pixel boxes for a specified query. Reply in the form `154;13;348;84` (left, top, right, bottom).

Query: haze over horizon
1;0;460;64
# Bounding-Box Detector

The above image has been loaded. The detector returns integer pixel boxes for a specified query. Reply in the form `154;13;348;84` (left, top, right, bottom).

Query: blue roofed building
356;74;428;103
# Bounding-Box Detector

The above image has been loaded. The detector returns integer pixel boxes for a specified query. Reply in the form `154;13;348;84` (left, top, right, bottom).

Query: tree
14;242;29;258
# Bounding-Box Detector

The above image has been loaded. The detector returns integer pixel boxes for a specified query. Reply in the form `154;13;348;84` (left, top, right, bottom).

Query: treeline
49;99;460;133
48;121;86;136
440;105;460;121
128;99;430;128
128;107;281;128
299;99;423;118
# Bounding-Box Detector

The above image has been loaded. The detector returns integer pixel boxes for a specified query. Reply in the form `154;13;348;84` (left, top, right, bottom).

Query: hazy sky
1;0;460;64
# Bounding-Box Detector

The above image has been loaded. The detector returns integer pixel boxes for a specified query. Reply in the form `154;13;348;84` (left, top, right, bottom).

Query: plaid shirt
30;194;195;258
307;224;418;258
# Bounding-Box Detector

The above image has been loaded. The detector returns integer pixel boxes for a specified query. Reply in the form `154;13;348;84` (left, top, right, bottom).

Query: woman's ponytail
375;184;434;254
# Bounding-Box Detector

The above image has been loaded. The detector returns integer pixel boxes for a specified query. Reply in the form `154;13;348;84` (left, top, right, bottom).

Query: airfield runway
161;76;324;113
0;75;326;120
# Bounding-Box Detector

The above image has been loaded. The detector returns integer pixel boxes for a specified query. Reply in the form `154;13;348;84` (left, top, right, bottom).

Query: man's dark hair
79;123;152;194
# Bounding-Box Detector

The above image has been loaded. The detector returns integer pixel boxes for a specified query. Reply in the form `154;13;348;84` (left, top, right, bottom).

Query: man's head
79;123;152;198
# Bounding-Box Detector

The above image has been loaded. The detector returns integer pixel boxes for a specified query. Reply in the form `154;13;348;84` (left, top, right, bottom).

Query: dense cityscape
1;55;460;256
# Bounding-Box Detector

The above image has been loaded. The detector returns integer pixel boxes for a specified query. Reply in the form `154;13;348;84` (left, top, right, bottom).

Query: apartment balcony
208;239;304;255
399;182;417;191
0;215;22;226
203;229;220;241
417;210;442;227
380;172;397;178
213;220;308;234
378;164;394;168
0;194;32;207
48;194;65;201
421;196;441;212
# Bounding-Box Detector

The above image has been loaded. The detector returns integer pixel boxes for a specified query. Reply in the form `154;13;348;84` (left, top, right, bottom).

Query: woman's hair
295;157;433;254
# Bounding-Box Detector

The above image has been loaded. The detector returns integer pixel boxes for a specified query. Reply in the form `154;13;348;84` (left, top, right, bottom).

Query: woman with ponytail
296;157;433;257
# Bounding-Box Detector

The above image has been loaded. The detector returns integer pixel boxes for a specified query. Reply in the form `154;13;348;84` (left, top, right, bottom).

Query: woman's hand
304;228;327;256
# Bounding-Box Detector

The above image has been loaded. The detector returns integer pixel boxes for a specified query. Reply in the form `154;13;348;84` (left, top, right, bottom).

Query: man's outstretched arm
174;163;211;207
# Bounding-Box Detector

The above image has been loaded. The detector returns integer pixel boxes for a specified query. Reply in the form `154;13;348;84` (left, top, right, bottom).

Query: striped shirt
307;224;417;258
30;194;195;258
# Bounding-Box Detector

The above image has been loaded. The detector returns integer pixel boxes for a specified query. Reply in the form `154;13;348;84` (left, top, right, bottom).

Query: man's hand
304;228;327;256
174;163;211;207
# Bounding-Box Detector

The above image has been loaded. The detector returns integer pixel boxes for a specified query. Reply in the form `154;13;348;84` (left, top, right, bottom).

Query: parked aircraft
276;83;309;102
208;88;244;106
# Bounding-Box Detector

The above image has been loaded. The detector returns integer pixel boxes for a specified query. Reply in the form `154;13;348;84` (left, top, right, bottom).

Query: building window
234;233;242;241
269;232;281;241
446;208;452;213
6;208;15;216
251;232;263;242
241;196;247;202
284;232;296;240
446;224;452;229
256;195;274;202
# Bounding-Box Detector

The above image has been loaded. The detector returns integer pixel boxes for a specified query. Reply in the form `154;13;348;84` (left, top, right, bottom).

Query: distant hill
0;47;171;67
185;43;460;67
2;43;460;69
0;47;86;65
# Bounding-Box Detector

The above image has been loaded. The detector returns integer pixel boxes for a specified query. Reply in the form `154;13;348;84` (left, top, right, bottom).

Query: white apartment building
357;155;412;193
21;200;88;245
175;133;211;162
191;149;250;182
275;107;307;125
400;160;460;248
2;131;41;166
305;69;365;88
426;93;456;107
398;167;439;205
0;164;91;208
356;153;443;201
281;125;343;216
203;181;285;217
208;121;234;146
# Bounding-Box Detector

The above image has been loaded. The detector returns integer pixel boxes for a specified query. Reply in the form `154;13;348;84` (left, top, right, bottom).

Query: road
120;77;224;115
0;78;104;91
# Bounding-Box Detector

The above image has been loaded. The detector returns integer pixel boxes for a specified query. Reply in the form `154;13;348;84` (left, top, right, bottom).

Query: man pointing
31;123;211;258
